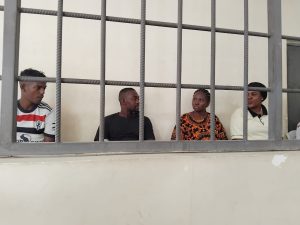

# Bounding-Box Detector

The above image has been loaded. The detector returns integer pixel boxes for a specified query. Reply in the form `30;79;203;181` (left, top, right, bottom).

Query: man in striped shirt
17;68;55;142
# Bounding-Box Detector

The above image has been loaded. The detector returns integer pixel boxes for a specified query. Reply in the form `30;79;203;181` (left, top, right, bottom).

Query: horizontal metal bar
11;75;300;92
282;35;300;42
0;5;297;41
283;88;300;93
0;140;299;157
19;7;270;38
16;76;272;92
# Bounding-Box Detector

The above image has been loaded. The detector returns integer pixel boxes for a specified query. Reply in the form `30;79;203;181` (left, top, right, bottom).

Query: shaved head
118;88;136;102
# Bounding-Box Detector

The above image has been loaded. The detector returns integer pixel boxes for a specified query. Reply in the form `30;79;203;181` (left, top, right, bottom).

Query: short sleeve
171;126;176;140
296;123;300;140
230;108;243;140
44;109;56;137
215;116;228;140
94;127;99;141
144;117;155;140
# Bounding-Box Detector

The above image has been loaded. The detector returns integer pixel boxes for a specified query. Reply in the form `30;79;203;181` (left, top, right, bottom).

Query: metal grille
0;0;300;156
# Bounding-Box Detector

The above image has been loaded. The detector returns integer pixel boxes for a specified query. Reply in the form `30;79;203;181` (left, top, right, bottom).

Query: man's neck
18;98;36;111
119;108;130;118
119;109;137;118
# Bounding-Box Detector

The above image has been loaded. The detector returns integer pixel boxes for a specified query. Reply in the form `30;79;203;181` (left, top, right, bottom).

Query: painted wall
0;0;298;141
0;151;299;225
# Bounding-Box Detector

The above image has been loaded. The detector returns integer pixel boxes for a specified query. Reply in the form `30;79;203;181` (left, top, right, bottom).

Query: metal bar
0;0;20;144
282;35;300;42
19;7;270;38
283;88;300;93
210;0;216;141
99;0;106;142
175;0;183;141
55;0;63;142
16;76;273;91
243;0;249;141
139;0;146;141
2;140;300;156
268;0;282;140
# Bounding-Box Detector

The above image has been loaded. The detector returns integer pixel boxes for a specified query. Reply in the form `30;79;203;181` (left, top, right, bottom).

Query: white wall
0;151;299;225
0;0;299;141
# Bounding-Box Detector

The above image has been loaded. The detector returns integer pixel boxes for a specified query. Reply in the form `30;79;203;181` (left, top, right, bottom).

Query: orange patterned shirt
171;112;227;140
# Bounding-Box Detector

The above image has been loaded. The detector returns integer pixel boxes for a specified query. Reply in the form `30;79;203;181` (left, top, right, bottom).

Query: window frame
1;0;300;157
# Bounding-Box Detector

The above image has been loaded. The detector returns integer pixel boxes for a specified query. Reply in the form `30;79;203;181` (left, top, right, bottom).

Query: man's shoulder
105;113;120;121
232;107;243;116
38;101;52;112
144;115;153;124
230;107;244;124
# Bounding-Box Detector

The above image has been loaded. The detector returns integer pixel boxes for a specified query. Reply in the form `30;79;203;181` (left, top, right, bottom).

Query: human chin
193;106;205;112
34;97;43;104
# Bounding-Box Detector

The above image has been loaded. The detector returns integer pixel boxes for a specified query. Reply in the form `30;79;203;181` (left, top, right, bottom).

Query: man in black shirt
94;88;155;141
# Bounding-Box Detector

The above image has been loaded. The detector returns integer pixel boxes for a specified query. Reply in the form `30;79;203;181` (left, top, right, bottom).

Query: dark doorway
287;43;300;131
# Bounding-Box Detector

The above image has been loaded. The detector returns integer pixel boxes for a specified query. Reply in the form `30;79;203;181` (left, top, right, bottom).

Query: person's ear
120;98;126;106
206;101;210;108
20;82;26;91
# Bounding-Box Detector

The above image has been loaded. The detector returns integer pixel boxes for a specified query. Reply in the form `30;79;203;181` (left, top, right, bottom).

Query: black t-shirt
94;113;155;141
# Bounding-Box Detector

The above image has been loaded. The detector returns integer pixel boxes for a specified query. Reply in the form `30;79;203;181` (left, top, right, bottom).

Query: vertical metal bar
175;0;183;141
268;0;282;140
210;0;216;140
243;0;249;141
0;0;20;145
99;0;106;142
55;0;63;142
139;0;146;141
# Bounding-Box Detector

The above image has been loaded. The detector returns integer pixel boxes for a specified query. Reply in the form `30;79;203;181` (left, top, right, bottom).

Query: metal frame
175;0;183;141
0;140;299;157
268;0;283;141
55;0;63;142
99;0;106;142
243;0;249;141
209;0;216;141
1;0;300;157
0;0;20;145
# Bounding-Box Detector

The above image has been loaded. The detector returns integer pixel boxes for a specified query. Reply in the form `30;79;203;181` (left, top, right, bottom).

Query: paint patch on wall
272;154;288;168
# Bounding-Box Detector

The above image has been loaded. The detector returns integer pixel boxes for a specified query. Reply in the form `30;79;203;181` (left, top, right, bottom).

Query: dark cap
248;82;267;101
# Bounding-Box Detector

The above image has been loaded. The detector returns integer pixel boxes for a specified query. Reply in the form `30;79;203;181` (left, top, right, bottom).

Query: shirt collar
248;104;268;118
17;100;39;113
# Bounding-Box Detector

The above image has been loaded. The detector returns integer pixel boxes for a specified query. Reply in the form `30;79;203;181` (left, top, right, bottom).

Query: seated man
94;88;155;141
17;68;55;142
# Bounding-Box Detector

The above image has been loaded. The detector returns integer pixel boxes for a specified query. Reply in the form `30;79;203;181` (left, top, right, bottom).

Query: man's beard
129;109;139;116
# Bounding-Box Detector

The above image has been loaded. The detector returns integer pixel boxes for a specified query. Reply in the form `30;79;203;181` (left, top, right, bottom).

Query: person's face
21;81;47;105
248;91;263;109
124;90;139;112
192;92;209;112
